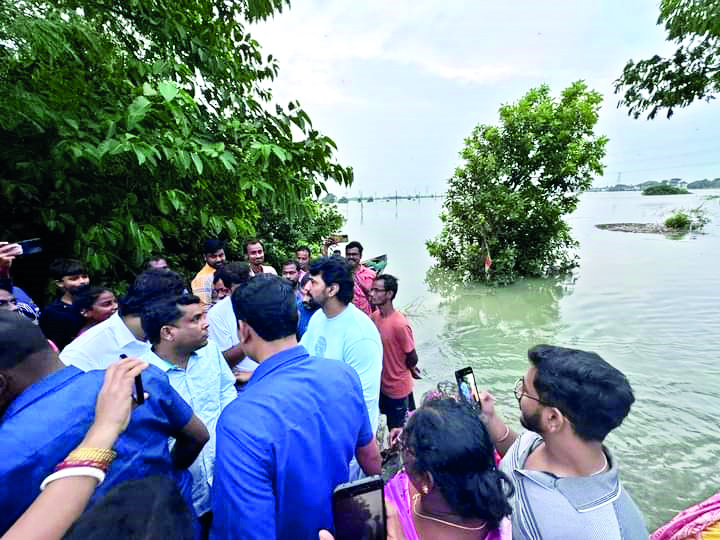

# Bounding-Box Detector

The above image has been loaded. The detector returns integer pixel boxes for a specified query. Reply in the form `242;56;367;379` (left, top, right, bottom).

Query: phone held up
119;354;144;405
332;475;386;540
455;366;480;406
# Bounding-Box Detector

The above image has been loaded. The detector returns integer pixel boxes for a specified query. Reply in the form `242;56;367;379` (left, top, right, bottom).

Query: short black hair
308;256;354;305
231;274;297;342
0;311;50;369
213;262;251;287
402;399;514;529
296;246;311;256
119;270;188;317
63;476;194;540
243;238;263;254
141;295;201;345
202;239;225;255
281;260;300;271
345;241;363;255
528;345;635;442
48;258;87;281
375;274;398;300
146;255;167;268
0;281;12;293
73;286;112;313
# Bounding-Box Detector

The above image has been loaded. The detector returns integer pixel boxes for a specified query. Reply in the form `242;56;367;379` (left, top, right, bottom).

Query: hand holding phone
332;476;386;540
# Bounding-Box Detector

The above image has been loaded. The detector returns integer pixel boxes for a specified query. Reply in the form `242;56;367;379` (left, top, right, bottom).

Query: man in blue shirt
141;294;236;528
211;275;382;540
0;311;209;535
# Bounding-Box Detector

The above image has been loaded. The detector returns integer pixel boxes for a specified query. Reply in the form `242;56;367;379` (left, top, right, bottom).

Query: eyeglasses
514;377;544;404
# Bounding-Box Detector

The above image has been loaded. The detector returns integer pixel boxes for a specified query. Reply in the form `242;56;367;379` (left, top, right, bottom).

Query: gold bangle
496;425;510;443
67;448;117;466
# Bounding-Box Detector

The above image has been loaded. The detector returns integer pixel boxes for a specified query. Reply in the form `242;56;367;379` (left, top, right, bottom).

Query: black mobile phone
119;354;144;404
332;475;386;540
455;366;479;404
16;238;42;256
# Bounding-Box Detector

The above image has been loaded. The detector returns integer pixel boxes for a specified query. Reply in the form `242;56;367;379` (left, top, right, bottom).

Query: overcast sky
252;0;720;194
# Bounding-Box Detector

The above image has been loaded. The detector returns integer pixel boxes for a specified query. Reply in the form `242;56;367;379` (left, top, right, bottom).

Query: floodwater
342;189;720;530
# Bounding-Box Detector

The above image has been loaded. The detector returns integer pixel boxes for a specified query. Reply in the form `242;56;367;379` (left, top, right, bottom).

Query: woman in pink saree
384;398;512;540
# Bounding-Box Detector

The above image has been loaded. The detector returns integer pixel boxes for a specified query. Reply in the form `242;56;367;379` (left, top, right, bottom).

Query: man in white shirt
207;262;258;377
244;239;277;277
61;270;187;370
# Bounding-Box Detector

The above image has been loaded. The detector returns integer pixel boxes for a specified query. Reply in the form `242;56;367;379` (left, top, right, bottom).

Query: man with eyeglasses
478;345;648;540
368;274;419;431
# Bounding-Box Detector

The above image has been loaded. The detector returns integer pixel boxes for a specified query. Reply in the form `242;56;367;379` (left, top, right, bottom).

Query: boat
362;254;387;274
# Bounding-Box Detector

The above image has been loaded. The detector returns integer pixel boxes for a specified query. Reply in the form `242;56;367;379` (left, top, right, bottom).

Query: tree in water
427;82;607;286
615;0;720;119
0;0;351;292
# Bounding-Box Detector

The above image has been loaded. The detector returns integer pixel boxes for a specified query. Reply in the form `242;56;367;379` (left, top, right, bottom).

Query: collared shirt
499;432;648;540
248;264;278;277
300;303;382;434
191;263;216;306
352;264;376;316
207;296;258;373
0;365;193;535
371;309;415;399
210;345;373;540
60;312;150;371
142;342;236;516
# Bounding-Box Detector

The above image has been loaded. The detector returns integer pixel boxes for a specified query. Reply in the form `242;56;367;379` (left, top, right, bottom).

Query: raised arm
478;391;518;457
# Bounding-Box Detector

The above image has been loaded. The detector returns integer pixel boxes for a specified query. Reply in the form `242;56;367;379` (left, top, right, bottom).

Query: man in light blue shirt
141;294;236;531
61;269;187;370
301;256;382;436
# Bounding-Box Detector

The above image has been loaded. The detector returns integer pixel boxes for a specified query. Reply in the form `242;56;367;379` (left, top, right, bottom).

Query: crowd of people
0;237;650;540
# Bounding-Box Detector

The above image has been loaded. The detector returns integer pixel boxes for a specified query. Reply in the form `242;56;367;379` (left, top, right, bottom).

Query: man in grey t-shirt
479;345;648;540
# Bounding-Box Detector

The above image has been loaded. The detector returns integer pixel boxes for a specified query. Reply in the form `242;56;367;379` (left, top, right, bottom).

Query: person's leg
380;392;408;430
407;392;416;411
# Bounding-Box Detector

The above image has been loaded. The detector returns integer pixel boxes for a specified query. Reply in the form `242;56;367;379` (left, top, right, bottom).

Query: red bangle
55;459;110;473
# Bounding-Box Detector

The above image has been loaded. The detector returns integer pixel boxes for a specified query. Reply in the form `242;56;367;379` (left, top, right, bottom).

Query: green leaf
158;81;179;102
142;83;158;96
191;152;203;175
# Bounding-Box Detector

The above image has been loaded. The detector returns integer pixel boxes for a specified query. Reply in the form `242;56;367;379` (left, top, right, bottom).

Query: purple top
384;471;511;540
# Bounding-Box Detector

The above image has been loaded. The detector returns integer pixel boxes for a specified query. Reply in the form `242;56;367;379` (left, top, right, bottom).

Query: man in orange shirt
369;274;419;429
191;239;226;306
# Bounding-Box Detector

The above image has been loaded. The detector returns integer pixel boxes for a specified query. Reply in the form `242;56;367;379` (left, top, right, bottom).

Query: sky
251;0;720;195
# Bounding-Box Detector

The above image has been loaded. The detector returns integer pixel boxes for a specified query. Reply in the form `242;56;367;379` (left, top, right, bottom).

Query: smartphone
329;233;350;244
455;367;479;404
332;475;386;540
119;354;144;404
15;238;42;256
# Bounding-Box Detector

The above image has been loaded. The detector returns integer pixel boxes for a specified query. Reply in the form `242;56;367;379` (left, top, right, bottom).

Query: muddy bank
596;223;684;234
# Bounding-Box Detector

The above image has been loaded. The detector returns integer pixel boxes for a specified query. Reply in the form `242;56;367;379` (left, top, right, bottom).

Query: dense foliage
615;0;720;119
687;178;720;189
427;82;607;286
664;208;710;230
0;0;351;295
642;185;690;195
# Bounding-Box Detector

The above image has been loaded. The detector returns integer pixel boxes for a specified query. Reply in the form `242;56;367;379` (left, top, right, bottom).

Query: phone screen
332;477;386;540
456;367;479;403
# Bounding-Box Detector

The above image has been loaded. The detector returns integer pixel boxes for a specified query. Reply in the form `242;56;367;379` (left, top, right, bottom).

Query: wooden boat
362;254;387;274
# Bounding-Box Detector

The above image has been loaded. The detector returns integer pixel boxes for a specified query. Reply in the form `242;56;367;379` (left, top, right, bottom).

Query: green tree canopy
0;0;352;293
427;82;607;285
615;0;720;119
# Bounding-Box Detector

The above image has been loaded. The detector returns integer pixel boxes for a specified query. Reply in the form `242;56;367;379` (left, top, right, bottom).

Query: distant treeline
597;177;720;192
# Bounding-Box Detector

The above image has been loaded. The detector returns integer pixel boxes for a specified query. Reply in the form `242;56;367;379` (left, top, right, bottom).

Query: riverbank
595;223;692;234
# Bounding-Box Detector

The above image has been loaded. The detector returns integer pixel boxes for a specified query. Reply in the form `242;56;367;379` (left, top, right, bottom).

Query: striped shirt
499;432;648;540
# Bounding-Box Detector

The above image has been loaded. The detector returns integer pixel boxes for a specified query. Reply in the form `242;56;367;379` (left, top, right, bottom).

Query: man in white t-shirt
244;239;277;277
300;256;382;436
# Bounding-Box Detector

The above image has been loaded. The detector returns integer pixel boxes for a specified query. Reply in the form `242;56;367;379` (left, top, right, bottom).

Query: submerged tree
0;0;351;293
615;0;720;119
427;82;608;286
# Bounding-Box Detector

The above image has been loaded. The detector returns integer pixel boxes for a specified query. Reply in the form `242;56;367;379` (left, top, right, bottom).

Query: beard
520;409;543;434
